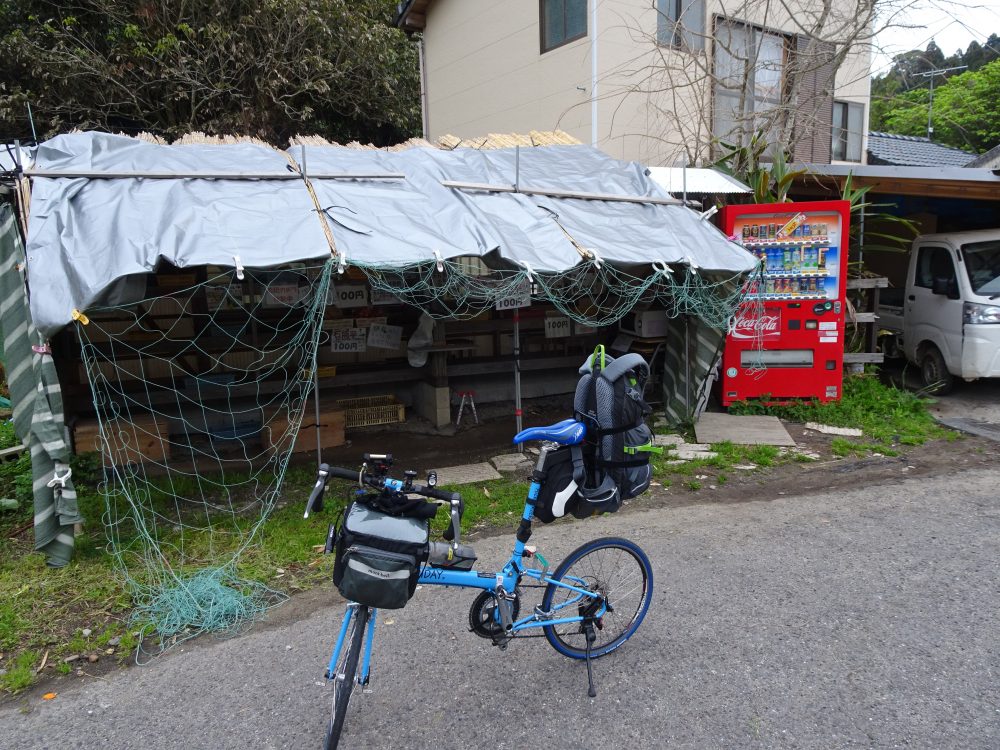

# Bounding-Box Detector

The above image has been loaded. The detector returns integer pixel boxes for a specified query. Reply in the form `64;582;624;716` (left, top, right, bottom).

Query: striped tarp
661;314;726;428
0;203;81;566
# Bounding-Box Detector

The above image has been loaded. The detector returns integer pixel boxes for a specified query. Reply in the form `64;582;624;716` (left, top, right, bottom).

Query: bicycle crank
468;590;520;639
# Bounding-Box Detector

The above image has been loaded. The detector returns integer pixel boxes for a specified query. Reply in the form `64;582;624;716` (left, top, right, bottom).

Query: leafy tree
0;0;420;145
870;35;1000;139
880;59;1000;152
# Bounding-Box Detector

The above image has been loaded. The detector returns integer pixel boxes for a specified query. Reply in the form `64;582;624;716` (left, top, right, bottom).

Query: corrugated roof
866;131;977;168
647;167;752;195
965;143;1000;169
289;130;581;151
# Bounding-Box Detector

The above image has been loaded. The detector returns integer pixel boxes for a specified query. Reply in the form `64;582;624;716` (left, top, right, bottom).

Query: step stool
455;390;479;427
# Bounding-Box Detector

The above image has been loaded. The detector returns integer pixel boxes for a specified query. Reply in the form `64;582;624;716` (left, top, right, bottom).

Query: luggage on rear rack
533;345;660;524
571;346;659;517
333;502;429;609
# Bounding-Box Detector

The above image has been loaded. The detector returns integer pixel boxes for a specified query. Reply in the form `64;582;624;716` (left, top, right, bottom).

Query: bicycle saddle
513;418;586;446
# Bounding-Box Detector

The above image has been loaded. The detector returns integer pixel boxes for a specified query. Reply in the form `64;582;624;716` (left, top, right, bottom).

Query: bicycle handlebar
303;461;464;536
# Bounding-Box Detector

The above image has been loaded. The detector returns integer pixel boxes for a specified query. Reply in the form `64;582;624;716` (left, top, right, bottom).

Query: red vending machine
719;200;851;405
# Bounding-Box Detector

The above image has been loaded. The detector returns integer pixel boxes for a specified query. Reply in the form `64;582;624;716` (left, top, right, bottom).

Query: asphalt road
3;467;999;749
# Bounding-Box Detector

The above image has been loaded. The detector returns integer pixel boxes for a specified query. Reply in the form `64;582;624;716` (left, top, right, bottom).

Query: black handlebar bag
333;502;430;609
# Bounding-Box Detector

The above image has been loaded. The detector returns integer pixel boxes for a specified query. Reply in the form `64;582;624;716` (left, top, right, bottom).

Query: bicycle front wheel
324;605;370;750
542;537;653;659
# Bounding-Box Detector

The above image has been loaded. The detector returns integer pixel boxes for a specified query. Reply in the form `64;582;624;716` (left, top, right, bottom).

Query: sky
873;0;1000;73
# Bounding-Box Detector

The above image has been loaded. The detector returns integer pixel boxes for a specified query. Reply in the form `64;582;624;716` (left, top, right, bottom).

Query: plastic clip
699;205;719;221
433;249;445;273
46;467;72;489
31;344;52;355
686;255;701;274
71;310;90;326
516;259;535;283
652;260;671;280
233;255;245;281
336;252;347;275
589;249;603;270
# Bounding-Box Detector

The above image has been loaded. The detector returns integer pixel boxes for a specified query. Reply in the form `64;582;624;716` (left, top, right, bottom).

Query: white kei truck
878;229;1000;394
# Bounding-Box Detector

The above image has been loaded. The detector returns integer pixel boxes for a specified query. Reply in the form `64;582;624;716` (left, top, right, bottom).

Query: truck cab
901;230;1000;393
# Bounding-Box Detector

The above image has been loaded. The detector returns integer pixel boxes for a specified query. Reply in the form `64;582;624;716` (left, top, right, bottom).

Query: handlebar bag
333;502;429;609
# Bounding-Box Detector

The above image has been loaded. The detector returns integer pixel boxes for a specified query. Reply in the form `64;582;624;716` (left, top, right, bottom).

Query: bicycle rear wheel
324;605;370;750
542;537;653;659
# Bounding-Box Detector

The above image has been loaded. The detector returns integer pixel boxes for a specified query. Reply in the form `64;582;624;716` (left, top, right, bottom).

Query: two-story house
396;0;871;167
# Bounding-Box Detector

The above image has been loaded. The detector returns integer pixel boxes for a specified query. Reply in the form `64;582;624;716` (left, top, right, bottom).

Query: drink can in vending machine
817;247;826;270
742;224;750;240
765;277;775;295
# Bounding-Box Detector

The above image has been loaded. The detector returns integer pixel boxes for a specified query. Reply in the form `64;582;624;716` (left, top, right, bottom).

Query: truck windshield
962;240;1000;297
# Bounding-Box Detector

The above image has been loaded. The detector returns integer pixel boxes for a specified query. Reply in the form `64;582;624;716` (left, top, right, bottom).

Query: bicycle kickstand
583;621;598;698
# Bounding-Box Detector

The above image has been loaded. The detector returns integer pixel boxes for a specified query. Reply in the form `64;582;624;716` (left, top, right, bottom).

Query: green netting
76;252;754;656
352;257;756;330
77;260;333;656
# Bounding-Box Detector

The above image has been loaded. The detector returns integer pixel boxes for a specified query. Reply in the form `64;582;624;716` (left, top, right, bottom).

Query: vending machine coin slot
788;320;801;330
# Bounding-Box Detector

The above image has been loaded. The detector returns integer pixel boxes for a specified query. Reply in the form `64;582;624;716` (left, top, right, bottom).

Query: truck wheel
920;346;955;395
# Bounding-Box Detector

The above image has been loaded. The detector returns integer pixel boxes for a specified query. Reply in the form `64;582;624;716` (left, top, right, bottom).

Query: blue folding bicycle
304;419;654;750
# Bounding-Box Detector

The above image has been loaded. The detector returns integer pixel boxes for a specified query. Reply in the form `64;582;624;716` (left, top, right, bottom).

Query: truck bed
877;287;905;332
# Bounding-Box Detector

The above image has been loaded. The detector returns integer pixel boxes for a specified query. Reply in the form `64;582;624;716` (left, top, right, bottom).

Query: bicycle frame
326;446;607;685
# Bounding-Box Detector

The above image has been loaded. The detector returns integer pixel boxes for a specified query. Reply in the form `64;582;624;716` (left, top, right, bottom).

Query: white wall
420;0;872;167
423;0;593;144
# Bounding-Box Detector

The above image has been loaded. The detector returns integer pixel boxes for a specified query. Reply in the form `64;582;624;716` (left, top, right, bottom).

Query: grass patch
0;453;531;694
0;650;38;693
729;373;948;451
651;374;948;491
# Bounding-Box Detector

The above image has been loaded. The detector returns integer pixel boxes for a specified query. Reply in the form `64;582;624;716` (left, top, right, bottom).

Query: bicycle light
426;471;437;487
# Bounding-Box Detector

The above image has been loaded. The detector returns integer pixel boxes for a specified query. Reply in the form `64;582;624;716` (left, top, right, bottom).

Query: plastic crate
335;395;405;429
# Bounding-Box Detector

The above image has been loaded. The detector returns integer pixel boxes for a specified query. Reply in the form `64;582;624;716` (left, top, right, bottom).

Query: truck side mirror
931;277;960;300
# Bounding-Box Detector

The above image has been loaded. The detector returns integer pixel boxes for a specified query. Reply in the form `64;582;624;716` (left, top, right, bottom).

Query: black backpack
534;347;659;522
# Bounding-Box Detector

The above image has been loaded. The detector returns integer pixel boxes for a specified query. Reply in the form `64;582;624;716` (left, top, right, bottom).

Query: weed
1;650;37;693
718;474;728;484
685;480;702;491
730;374;947;446
0;607;25;650
831;438;857;457
55;661;72;675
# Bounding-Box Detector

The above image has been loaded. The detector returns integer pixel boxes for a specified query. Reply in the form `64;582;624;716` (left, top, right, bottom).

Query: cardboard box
73;414;170;463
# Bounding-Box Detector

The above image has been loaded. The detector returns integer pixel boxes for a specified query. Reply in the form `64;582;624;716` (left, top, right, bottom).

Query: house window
713;19;789;151
832;101;864;162
656;0;705;51
540;0;587;53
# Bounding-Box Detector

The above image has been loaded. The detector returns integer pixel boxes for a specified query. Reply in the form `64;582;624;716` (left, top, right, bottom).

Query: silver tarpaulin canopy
24;132;754;336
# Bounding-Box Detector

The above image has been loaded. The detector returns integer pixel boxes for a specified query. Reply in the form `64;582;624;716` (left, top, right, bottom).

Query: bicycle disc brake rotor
468;590;520;638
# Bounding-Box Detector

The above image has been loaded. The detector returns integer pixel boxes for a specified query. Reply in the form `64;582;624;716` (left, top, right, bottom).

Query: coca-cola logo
731;311;781;338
